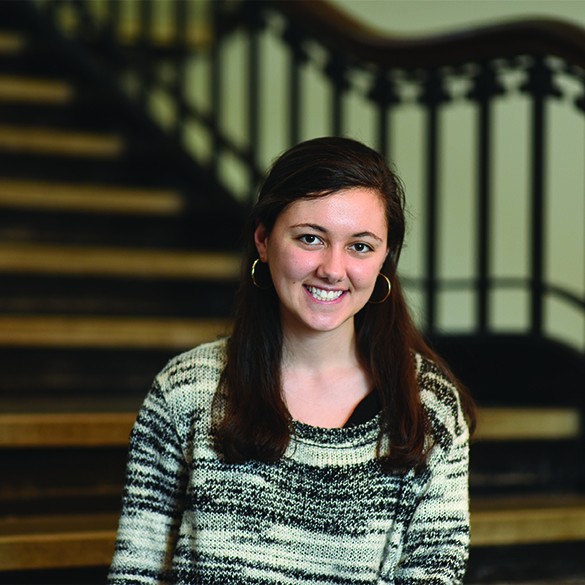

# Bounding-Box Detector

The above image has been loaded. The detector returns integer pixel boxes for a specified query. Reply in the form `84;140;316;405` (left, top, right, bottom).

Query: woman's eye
299;235;321;245
351;242;373;253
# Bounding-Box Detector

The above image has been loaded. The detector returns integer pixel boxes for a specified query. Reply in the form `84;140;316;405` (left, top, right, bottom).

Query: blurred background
0;1;583;583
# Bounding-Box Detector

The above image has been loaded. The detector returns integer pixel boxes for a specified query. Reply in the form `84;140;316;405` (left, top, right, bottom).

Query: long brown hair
214;137;475;471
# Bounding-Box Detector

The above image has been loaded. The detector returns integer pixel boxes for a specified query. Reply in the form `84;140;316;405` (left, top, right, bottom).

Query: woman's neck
280;325;372;428
281;325;358;371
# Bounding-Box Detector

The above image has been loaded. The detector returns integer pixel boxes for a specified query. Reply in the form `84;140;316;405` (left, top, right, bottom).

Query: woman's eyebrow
291;223;383;243
290;223;327;233
353;231;384;243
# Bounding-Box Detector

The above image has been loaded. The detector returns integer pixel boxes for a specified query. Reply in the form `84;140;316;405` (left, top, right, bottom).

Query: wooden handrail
271;0;585;69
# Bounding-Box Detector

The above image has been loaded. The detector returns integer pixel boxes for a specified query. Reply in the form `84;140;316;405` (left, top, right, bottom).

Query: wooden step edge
471;499;585;546
0;514;117;571
0;76;74;104
0;179;184;215
0;407;578;449
474;407;581;442
0;315;231;349
0;33;26;54
0;126;124;157
0;502;584;571
0;412;135;448
0;244;241;280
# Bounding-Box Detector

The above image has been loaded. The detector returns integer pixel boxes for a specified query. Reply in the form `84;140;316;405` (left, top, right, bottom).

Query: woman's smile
304;285;346;302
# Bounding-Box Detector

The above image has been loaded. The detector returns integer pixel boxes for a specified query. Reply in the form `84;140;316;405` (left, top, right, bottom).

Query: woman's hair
214;136;475;471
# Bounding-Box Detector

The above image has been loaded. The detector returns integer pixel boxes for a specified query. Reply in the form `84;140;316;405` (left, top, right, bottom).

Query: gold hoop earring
368;273;392;304
251;258;270;289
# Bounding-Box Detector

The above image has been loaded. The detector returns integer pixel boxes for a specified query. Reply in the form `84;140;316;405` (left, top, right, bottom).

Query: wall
333;0;585;34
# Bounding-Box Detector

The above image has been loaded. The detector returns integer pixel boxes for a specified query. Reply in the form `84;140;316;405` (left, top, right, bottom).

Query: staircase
0;4;241;583
1;1;585;583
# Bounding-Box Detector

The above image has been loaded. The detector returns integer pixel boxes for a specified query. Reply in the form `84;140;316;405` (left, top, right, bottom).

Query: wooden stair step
475;407;581;441
0;412;134;448
0;513;118;571
0;75;74;103
0;33;25;54
0;178;184;215
0;125;124;157
0;407;577;449
0;315;230;348
0;498;584;571
471;495;585;546
0;243;241;280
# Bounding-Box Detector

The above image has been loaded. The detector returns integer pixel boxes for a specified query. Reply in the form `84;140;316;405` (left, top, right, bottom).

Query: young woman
109;137;475;584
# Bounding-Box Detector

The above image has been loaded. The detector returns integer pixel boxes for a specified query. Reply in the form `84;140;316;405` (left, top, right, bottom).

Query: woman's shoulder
159;339;227;379
414;353;469;445
139;338;227;446
154;337;227;404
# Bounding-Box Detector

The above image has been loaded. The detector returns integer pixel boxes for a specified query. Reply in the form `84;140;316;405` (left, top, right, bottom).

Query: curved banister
271;0;585;69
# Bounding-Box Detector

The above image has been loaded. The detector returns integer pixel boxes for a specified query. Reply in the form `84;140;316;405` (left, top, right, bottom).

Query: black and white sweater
109;339;470;584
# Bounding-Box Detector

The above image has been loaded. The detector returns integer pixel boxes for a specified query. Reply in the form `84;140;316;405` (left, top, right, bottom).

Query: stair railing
32;0;585;352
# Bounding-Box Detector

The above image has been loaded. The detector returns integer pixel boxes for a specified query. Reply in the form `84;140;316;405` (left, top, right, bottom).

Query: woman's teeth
306;286;344;301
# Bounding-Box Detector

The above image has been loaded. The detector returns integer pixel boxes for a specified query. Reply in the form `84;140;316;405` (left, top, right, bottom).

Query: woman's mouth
305;286;345;302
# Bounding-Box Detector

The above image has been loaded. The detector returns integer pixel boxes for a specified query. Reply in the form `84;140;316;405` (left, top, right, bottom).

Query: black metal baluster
369;71;399;159
209;0;223;179
419;69;449;334
468;62;505;332
325;55;348;136
283;26;307;147
574;74;585;347
137;0;153;107
521;57;561;336
104;0;121;53
173;0;188;144
245;7;263;201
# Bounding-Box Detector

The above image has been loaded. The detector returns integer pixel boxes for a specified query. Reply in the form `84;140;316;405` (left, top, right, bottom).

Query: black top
344;391;381;427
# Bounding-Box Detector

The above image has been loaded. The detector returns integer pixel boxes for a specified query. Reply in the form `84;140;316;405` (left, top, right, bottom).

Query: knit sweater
109;339;470;585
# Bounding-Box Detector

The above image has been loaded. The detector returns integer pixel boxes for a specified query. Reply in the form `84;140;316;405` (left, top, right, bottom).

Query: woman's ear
253;222;269;261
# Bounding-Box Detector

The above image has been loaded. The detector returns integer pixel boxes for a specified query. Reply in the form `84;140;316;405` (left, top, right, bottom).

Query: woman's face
254;187;389;340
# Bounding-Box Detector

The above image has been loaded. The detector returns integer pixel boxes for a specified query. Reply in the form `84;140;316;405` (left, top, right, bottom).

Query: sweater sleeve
108;379;188;585
393;364;471;585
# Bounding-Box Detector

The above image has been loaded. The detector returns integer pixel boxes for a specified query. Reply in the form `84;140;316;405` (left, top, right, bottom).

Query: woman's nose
316;247;345;283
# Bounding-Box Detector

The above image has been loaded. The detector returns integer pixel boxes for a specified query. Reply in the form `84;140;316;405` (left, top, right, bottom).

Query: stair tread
0;513;117;571
0;314;231;348
0;243;241;279
0;74;74;103
0;407;578;448
0;32;25;54
0;151;191;185
471;494;585;546
0;412;134;447
0;178;184;215
0;495;583;572
0;513;119;538
475;406;581;441
0;124;124;157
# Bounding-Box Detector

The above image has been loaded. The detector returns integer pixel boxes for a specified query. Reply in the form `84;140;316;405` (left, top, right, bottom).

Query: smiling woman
109;137;476;585
254;188;388;340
